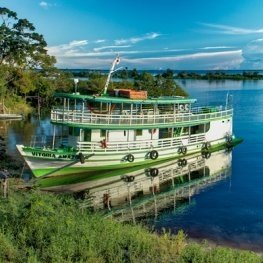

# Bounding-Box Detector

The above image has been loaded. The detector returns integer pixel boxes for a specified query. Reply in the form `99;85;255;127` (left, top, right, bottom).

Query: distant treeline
176;71;263;80
66;69;189;98
69;68;263;81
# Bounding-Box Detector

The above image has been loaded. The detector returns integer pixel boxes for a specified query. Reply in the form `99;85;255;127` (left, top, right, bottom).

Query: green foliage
4;93;32;114
0;190;262;262
0;7;55;69
134;71;188;97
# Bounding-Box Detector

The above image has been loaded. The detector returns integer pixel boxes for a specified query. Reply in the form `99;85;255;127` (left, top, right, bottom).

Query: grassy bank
0;187;261;263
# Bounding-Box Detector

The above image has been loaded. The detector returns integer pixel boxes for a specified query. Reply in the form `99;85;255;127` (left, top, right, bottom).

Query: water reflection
73;149;232;223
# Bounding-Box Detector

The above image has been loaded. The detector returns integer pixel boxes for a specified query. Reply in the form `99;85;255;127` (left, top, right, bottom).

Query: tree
0;7;55;69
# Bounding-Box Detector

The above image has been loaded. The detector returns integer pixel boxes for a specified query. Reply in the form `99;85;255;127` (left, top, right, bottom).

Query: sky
2;0;263;70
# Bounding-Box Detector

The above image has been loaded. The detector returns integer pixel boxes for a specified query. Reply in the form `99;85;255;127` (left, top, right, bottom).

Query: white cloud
200;23;263;35
93;45;131;52
241;38;263;69
39;1;48;8
68;40;89;47
121;50;243;70
130;50;242;62
115;32;161;45
47;36;245;69
199;46;235;50
94;39;106;43
48;40;88;55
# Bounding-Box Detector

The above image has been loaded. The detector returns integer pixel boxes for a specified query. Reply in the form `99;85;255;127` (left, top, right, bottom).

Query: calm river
3;79;263;252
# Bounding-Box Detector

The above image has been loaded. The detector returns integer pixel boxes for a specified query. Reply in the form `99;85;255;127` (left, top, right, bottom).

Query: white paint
206;118;232;142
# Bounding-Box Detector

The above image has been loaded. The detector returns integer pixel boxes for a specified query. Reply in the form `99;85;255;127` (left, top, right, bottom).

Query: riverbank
0;185;262;262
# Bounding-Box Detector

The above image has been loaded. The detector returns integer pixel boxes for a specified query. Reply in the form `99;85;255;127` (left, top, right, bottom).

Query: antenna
102;55;121;95
225;91;233;109
74;78;79;93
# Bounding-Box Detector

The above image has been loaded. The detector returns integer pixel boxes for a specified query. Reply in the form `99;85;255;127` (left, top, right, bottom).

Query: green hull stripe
36;138;243;187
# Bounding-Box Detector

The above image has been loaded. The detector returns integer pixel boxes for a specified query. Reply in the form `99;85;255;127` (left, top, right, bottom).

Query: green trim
54;92;196;105
23;146;77;154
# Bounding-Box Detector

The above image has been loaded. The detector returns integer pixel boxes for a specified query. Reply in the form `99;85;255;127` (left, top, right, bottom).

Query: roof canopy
54;93;197;105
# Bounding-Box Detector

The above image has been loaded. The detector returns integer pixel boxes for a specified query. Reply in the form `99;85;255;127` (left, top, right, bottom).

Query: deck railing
28;133;205;153
76;133;206;153
51;106;232;127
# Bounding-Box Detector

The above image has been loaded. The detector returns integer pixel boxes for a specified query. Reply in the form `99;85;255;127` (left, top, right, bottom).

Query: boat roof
54;93;197;105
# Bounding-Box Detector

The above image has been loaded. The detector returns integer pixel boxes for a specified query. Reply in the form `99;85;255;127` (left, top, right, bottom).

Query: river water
2;79;263;252
154;79;263;252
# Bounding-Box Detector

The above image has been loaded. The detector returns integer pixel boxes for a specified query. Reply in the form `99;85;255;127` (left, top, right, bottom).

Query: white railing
27;133;205;153
76;133;206;153
51;107;232;127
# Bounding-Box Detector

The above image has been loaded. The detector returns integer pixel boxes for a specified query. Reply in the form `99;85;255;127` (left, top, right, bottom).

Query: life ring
149;168;159;177
184;104;189;111
179;104;184;111
100;139;107;148
79;152;85;164
126;153;134;162
149;150;159;160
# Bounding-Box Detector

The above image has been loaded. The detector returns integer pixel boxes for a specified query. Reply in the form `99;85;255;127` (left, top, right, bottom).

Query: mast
102;55;121;95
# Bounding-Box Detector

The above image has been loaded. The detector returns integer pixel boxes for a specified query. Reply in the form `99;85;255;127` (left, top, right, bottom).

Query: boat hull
16;138;242;178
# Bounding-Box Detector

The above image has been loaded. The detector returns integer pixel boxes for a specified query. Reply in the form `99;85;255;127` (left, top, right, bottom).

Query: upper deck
51;93;232;129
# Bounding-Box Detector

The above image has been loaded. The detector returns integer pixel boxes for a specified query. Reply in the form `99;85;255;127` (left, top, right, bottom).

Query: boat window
100;129;106;137
136;130;143;136
181;127;189;135
173;127;181;137
190;123;210;134
159;128;171;139
68;127;80;136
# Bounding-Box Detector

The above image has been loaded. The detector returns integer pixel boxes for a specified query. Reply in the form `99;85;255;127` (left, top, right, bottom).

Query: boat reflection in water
77;149;232;223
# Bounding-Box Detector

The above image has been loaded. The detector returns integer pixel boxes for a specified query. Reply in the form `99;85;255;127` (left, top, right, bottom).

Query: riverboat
17;57;241;177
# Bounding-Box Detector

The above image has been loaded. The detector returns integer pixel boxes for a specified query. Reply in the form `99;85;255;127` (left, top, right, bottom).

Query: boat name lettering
31;152;77;159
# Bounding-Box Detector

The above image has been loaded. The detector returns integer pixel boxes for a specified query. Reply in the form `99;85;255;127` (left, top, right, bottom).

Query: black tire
126;154;134;162
177;147;182;154
149;150;159;160
181;146;187;155
79;153;85;164
202;151;211;159
178;159;183;167
202;142;211;150
149;168;159;177
128;175;135;182
182;158;187;166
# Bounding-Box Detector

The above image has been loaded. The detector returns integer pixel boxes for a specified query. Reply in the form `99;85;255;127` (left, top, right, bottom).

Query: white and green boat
17;57;241;177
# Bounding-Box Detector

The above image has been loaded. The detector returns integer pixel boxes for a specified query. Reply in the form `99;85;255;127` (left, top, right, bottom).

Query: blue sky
2;0;263;69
